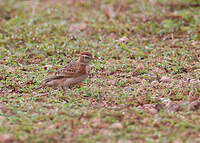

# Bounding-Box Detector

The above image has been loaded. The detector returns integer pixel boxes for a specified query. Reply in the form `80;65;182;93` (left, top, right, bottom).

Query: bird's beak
92;55;97;60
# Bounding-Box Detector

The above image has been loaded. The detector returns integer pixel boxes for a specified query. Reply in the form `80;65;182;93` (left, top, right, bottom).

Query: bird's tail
33;78;53;91
34;76;65;91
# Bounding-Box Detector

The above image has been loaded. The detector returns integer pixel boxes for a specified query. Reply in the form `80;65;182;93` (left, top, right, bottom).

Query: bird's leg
61;86;69;95
74;82;83;88
61;86;66;95
78;82;83;87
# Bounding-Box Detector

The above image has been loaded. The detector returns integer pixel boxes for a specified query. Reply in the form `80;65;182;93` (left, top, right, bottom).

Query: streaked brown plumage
38;51;93;91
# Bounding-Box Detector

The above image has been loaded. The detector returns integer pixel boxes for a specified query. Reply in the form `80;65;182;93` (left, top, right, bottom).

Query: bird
37;51;93;92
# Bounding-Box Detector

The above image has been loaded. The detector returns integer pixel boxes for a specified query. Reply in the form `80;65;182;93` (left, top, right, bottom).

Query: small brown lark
38;51;93;92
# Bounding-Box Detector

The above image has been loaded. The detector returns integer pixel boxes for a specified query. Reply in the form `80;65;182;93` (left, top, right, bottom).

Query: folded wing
41;61;84;87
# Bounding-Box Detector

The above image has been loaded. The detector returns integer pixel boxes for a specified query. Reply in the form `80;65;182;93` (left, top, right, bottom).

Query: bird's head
79;51;93;65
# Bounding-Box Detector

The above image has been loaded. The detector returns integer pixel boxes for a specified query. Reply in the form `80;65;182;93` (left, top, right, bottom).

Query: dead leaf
160;76;172;83
143;104;158;114
7;67;16;73
118;36;129;43
189;79;200;84
123;86;133;92
188;101;200;111
111;122;123;129
151;80;159;87
78;128;93;134
132;77;142;83
148;108;158;114
137;63;144;70
166;101;183;112
69;23;87;32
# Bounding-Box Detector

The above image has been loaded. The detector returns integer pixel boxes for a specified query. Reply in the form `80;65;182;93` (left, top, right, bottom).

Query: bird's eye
84;56;90;59
83;55;91;62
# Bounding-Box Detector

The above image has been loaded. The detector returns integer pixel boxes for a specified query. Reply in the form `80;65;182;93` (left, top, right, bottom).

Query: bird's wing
54;61;83;78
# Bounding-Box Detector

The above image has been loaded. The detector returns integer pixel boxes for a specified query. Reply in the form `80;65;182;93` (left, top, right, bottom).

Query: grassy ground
0;0;200;142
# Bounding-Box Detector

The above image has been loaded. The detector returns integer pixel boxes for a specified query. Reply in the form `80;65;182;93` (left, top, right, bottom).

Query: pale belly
62;74;88;87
